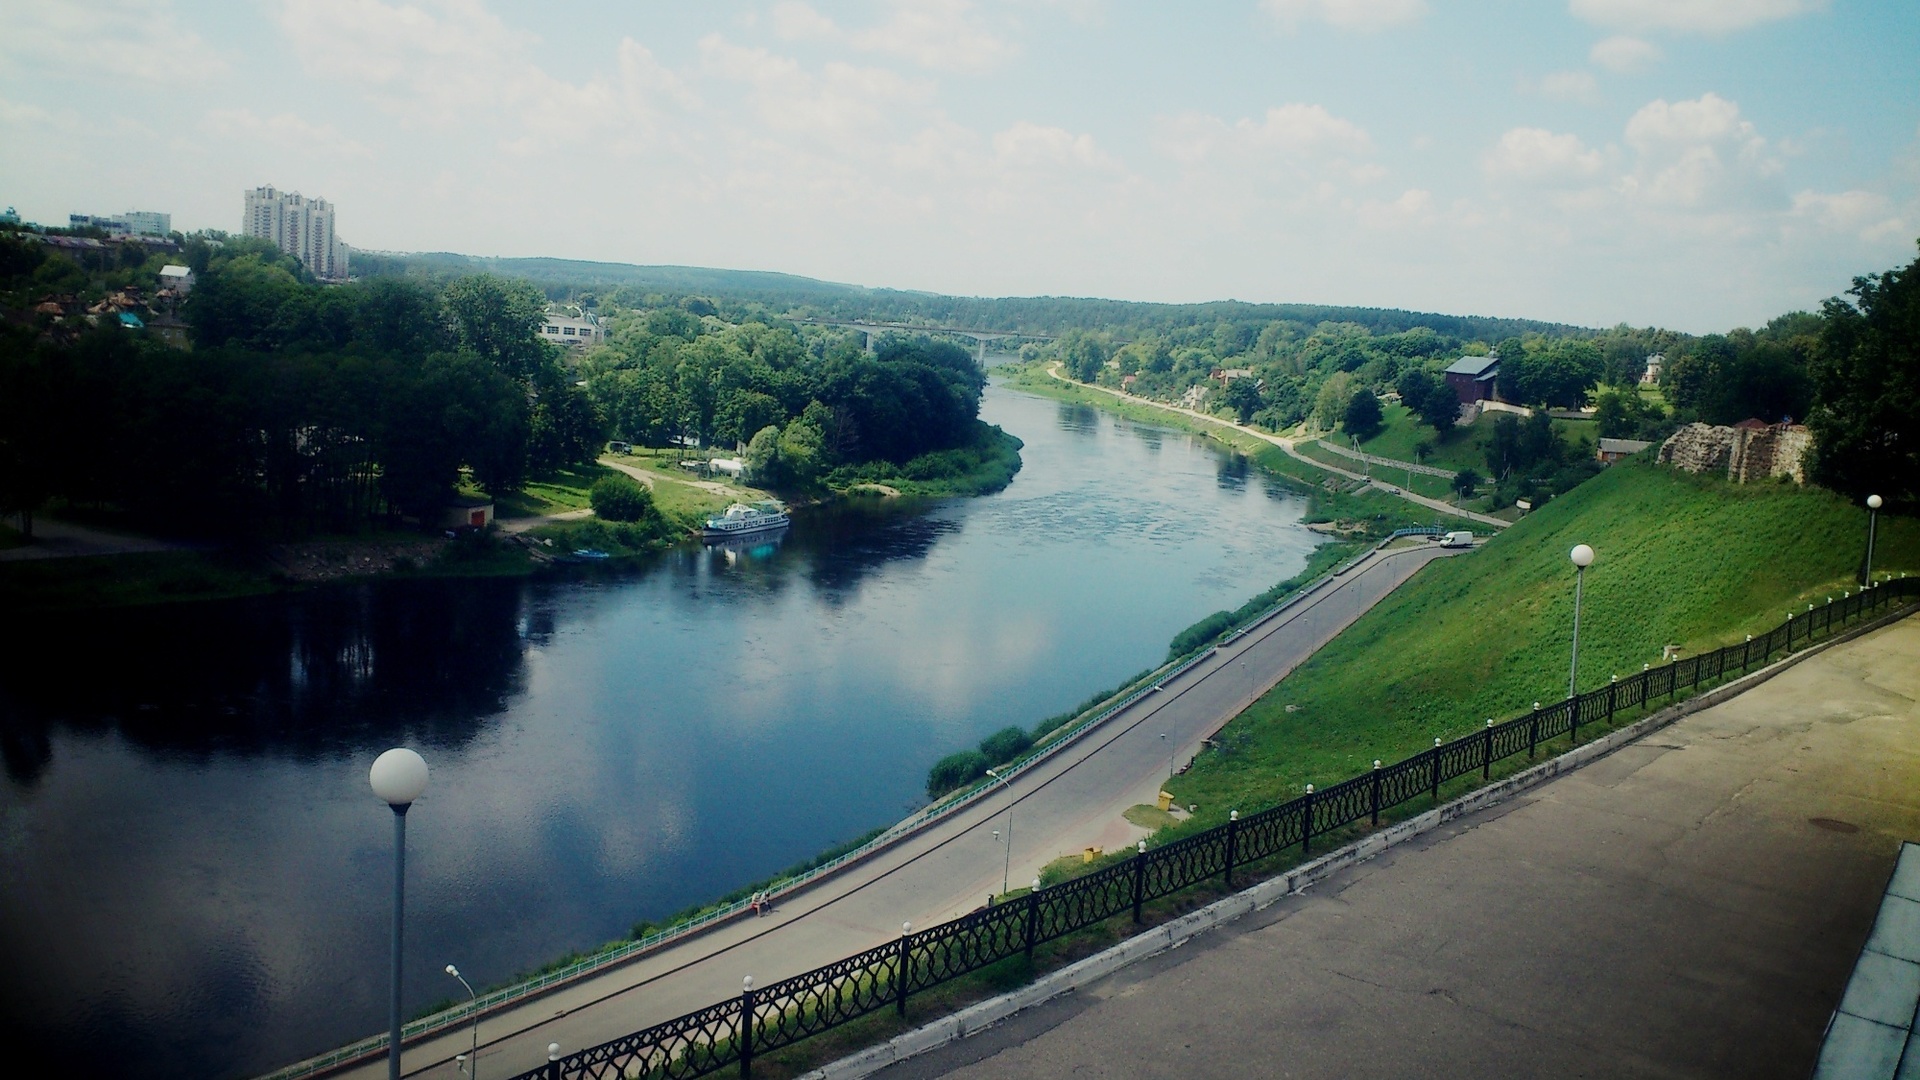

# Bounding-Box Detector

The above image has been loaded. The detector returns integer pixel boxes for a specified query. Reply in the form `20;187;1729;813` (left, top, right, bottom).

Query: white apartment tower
242;186;350;281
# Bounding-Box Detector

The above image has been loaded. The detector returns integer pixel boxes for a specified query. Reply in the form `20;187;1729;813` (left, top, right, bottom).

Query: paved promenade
321;544;1464;1080
883;615;1920;1080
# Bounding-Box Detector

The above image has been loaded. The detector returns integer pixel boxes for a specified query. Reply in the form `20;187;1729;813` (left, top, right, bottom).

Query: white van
1440;531;1474;548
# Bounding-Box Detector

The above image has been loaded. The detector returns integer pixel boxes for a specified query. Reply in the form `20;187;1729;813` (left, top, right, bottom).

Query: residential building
541;305;605;346
68;210;171;237
158;264;195;294
242;186;349;281
1641;354;1664;386
1443;355;1501;406
1596;438;1653;464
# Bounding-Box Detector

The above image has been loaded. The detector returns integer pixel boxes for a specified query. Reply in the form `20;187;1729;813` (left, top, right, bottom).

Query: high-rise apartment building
242;186;349;281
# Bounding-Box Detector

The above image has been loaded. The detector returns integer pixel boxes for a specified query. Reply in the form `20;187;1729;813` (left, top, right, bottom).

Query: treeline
0;237;603;538
580;312;989;488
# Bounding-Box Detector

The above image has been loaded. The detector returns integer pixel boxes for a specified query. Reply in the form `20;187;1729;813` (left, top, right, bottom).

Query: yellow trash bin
1156;790;1174;812
1082;845;1103;864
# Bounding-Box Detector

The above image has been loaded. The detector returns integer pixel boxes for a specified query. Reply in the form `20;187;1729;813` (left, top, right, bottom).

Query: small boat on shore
701;501;791;540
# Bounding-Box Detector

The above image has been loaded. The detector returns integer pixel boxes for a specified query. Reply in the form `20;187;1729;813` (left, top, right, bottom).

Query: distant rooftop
1444;355;1499;377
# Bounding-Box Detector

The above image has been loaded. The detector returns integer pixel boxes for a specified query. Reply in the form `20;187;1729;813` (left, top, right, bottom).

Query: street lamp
984;768;1014;897
445;964;479;1080
1160;732;1173;780
1568;545;1595;700
1866;494;1883;585
369;747;429;1080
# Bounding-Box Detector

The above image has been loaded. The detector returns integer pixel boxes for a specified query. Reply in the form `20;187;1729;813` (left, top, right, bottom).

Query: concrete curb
799;603;1917;1080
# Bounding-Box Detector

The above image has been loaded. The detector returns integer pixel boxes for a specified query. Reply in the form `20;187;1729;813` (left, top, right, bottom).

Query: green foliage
1809;243;1920;503
1396;368;1457;432
1498;338;1602;408
1168;610;1236;660
1664;326;1815;426
927;750;990;798
978;726;1033;764
1172;459;1920;818
588;473;654;522
1452;469;1479;498
1343;387;1383;439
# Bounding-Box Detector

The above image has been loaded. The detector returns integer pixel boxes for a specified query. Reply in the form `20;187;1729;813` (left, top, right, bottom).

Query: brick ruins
1656;421;1812;484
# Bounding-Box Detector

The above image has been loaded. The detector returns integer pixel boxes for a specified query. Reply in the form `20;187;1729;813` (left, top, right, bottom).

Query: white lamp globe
370;747;429;806
1570;544;1595;568
1868;494;1883;510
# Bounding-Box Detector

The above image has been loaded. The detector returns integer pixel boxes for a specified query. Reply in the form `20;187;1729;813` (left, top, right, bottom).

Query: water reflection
0;384;1323;1080
1216;452;1250;491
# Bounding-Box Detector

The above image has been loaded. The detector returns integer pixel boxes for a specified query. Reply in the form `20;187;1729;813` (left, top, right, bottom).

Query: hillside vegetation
1171;458;1920;817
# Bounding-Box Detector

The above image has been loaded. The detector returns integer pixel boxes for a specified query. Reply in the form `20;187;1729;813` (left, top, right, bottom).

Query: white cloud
201;109;373;159
1157;104;1373;165
0;0;226;83
1589;35;1661;73
1792;190;1906;241
770;1;839;40
1260;0;1427;32
1356;188;1434;229
1537;71;1601;105
1569;0;1829;34
1483;128;1605;183
1617;93;1780;209
856;0;1016;73
991;121;1119;172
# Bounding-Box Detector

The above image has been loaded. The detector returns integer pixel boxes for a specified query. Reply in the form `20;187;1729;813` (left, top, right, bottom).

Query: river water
0;379;1322;1079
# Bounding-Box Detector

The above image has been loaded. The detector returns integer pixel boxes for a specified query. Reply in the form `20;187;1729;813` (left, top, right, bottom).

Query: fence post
1225;810;1239;886
1369;760;1382;826
1303;790;1317;855
1606;677;1618;722
1024;882;1039;962
739;977;754;1080
547;1042;561;1080
895;923;911;1019
1482;720;1494;779
1430;738;1443;802
1529;704;1540;759
1570;695;1580;745
1132;841;1146;924
1786;612;1794;652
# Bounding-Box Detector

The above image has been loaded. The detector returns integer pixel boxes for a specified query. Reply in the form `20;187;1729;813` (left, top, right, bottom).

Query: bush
1168;609;1235;660
978;726;1033;764
926;750;990;798
590;474;654;522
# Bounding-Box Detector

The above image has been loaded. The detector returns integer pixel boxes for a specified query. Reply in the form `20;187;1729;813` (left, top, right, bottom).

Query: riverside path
312;542;1466;1080
1043;365;1510;530
881;613;1920;1080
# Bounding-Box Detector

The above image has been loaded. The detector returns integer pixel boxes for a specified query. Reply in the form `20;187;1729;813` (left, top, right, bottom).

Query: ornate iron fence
510;578;1917;1080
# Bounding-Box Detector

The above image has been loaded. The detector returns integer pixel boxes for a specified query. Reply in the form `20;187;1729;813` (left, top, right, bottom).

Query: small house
1443;355;1501;406
443;496;494;529
159;265;195;294
1597;438;1652;464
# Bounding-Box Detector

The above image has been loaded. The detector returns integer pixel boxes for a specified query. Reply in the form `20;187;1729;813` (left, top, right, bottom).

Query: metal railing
267;545;1422;1080
509;577;1917;1080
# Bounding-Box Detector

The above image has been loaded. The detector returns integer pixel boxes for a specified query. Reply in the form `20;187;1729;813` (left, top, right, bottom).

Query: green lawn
1168;458;1920;824
488;463;615;519
1350;403;1593;478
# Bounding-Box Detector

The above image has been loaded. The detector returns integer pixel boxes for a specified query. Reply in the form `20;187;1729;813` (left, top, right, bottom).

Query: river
0;378;1324;1079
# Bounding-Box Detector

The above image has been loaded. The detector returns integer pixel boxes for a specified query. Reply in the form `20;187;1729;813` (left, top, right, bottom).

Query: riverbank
0;425;1027;612
1003;362;1489;535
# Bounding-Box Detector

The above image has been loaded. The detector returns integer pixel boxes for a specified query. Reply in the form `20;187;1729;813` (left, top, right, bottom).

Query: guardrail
268;546;1431;1080
1309;439;1454;478
505;574;1915;1080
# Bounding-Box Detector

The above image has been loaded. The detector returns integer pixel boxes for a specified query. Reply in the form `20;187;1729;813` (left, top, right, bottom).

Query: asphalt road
321;543;1463;1080
884;615;1920;1080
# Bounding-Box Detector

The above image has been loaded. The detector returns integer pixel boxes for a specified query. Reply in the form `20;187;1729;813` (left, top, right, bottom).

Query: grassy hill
1171;457;1920;817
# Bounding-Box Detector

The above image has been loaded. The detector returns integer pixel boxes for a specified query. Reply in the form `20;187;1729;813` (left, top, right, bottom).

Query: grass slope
1171;458;1920;818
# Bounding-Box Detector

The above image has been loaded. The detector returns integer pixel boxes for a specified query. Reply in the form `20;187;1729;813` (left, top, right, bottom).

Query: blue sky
3;0;1917;331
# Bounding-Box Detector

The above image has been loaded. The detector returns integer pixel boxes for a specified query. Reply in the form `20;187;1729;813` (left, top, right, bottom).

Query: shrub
978;726;1033;764
926;750;990;798
590;474;654;522
1168;610;1234;660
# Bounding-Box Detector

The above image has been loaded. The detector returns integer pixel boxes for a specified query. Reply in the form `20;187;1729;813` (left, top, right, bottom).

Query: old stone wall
1658;422;1811;484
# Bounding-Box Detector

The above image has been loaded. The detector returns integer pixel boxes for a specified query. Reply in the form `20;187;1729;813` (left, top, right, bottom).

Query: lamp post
369;748;430;1080
985;768;1014;897
1866;495;1883;585
445;964;478;1080
1568;545;1595;700
1160;732;1173;780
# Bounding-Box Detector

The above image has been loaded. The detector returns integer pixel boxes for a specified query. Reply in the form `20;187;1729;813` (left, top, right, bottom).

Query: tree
1396;367;1456;432
1223;377;1263;424
589;473;654;522
744;424;784;485
1452;469;1479;498
1809;243;1920;502
443;274;550;380
1343;387;1383;440
1313;371;1355;429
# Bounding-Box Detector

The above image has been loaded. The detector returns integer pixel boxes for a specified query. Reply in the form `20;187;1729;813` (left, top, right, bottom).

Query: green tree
1223;377;1264;424
443;274;550;380
1343;387;1383;440
1809;243;1920;502
744;424;784;485
1452;468;1479;498
589;473;654;522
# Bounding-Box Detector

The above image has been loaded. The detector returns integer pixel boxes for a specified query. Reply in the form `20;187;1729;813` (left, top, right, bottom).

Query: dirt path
0;516;197;561
1044;365;1508;529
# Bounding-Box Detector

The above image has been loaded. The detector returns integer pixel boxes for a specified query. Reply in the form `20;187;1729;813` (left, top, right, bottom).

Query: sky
2;0;1917;333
